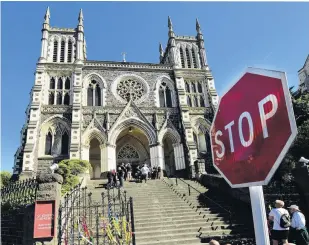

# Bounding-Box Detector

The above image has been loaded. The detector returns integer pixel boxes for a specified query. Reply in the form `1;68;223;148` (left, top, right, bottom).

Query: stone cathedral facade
13;8;219;180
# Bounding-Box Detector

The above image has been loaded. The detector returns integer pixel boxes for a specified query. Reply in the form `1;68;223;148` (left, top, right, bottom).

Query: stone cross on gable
121;52;127;62
92;110;97;119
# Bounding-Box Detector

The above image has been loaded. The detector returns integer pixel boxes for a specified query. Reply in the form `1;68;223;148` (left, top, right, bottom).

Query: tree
55;159;91;195
0;171;12;188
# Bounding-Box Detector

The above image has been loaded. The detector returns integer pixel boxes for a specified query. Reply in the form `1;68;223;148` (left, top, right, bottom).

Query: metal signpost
210;67;298;244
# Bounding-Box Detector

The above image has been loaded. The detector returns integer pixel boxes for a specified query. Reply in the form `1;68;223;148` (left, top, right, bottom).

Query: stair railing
172;177;234;225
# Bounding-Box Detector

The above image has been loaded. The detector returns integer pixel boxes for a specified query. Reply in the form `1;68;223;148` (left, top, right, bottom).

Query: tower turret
196;18;208;69
76;9;85;63
159;43;164;62
38;7;50;62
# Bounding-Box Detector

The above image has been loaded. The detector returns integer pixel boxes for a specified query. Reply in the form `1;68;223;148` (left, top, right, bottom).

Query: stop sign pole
210;67;297;245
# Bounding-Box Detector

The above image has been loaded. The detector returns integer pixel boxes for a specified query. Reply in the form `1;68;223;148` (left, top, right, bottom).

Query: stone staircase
163;178;255;242
84;178;255;245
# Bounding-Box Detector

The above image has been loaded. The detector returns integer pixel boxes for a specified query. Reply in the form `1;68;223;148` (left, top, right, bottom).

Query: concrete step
135;231;201;243
137;237;204;245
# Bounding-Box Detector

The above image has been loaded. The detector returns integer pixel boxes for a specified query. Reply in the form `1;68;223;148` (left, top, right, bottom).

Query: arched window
61;132;69;155
95;85;101;106
185;82;190;92
180;48;185;68
45;132;52;155
197;82;202;93
206;133;211;153
187;96;192;107
87;86;93;106
63;93;70;105
200;95;205;107
159;87;165;107
50;78;55;89
56;93;62;105
65;78;70;89
195;96;199;107
53;41;58;62
186;48;191;68
198;133;207;152
191;83;196;93
192;49;197;68
165;87;172;107
67;40;73;63
193;133;198;148
58;78;63;89
49;93;54;105
60;40;65;62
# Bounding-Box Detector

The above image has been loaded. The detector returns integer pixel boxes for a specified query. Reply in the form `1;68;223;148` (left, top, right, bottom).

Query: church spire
168;16;173;31
44;7;50;24
78;9;84;26
159;42;164;63
196;18;202;35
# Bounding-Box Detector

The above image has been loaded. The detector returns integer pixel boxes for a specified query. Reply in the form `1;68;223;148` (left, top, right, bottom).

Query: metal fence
58;184;135;245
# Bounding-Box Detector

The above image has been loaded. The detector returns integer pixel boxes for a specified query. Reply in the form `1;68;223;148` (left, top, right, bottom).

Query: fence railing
1;178;38;206
170;177;234;225
58;183;135;245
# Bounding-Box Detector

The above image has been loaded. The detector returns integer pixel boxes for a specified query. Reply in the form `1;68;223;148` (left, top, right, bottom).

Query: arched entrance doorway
163;137;176;177
116;126;150;174
89;138;101;179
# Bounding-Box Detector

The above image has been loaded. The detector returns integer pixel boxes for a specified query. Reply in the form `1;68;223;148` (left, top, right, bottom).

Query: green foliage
0;171;12;189
56;159;91;195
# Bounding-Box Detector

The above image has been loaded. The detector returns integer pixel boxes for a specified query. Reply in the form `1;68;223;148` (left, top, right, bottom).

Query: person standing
269;200;290;245
288;204;309;245
111;169;117;187
141;164;149;183
157;166;162;179
118;167;124;187
126;163;132;181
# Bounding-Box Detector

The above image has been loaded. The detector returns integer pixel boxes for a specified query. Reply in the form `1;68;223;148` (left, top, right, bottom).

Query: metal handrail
171;177;233;224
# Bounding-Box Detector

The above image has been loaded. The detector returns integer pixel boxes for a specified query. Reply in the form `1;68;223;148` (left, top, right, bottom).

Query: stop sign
210;67;297;188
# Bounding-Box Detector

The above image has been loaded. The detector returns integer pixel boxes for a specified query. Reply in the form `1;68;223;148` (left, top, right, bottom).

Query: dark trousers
141;174;147;183
289;227;309;245
119;177;124;187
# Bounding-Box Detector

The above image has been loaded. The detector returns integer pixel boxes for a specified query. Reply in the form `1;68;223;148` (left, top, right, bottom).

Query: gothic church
13;8;219;180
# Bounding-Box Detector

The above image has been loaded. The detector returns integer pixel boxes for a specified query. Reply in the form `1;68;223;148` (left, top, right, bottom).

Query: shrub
55;159;91;195
0;171;12;189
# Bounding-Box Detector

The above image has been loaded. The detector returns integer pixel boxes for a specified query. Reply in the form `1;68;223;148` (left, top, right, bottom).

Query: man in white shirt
140;164;149;183
288;204;309;245
269;200;290;245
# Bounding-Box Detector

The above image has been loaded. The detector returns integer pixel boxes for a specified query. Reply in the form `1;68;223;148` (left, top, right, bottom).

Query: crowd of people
106;162;162;187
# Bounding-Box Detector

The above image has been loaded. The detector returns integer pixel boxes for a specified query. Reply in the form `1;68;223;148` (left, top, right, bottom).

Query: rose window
116;79;145;102
117;144;139;159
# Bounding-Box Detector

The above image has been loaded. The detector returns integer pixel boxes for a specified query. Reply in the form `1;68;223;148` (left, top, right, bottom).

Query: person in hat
288;204;309;245
269;200;290;245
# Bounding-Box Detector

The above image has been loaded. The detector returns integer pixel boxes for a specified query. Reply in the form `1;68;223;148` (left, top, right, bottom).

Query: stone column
106;144;116;171
149;144;164;169
100;144;107;173
81;145;89;161
35;173;63;245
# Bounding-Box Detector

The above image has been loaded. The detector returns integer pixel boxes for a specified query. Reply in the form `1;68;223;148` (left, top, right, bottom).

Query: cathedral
13;8;219;180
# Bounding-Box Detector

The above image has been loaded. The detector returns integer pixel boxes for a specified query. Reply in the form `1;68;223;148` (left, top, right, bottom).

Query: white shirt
291;211;306;229
269;208;290;231
141;166;149;175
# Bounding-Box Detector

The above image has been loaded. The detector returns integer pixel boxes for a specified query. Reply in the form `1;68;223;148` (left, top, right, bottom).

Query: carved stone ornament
124;108;138;118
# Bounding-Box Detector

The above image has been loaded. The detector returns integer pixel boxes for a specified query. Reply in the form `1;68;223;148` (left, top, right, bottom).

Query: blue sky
1;2;309;172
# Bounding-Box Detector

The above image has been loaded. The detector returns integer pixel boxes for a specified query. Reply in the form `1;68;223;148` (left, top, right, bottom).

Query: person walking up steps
288;204;309;245
141;164;149;183
269;200;291;245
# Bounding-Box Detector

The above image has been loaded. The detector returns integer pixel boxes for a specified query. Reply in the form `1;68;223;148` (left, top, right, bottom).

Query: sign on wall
33;200;56;239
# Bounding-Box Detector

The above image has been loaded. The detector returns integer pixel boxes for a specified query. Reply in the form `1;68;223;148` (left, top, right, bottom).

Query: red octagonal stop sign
210;67;297;188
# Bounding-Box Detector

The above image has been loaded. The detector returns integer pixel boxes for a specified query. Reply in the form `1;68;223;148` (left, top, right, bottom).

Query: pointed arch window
192;83;196;93
193;133;198;148
61;132;69;155
53;41;58;62
180;48;185;68
186;48;191;68
187;96;192;107
45;132;52;155
165;87;172;107
63;93;70;105
197;82;203;93
158;82;173;108
195;96;199;107
192;49;197;68
60;40;65;62
87;86;93;106
65;78;70;89
185;82;190;92
200;95;205;107
58;78;63;89
67;40;73;63
49;92;54;105
50;77;55;89
95;84;101;106
56;92;62;105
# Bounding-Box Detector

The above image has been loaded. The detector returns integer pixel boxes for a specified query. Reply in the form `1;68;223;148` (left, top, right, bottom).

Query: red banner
33;200;56;238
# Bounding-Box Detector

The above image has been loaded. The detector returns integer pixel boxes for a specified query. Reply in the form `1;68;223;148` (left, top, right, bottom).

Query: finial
159;43;163;54
196;18;201;33
168;16;173;31
78;9;83;23
44;7;50;24
121;52;127;62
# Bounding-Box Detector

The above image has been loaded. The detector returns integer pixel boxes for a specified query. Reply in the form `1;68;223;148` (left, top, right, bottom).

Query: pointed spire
44;7;50;24
196;18;201;33
159;43;163;54
78;9;83;25
168;16;173;31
